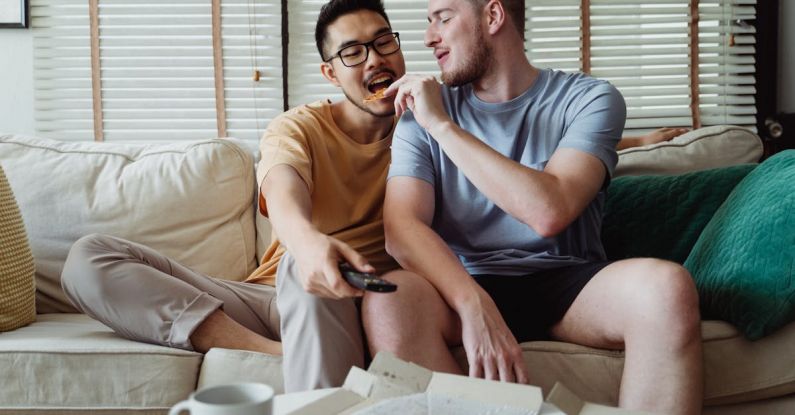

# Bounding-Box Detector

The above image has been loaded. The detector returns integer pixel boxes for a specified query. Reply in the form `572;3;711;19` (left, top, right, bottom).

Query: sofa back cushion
0;164;36;330
603;164;757;264
0;135;257;313
684;150;795;340
615;125;762;177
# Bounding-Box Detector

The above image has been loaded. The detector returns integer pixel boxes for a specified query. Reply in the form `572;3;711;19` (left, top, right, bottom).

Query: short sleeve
559;82;626;178
256;114;313;216
388;112;435;186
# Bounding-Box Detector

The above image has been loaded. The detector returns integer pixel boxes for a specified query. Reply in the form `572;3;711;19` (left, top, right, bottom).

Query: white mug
169;382;274;415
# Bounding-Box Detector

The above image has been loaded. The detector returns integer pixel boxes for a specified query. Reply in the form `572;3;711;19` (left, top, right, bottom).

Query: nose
365;45;388;70
424;24;439;48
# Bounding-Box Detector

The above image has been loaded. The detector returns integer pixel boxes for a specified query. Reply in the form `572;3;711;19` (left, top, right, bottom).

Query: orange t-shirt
245;100;399;285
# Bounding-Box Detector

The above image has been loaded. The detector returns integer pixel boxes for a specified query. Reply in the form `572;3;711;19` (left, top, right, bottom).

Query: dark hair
315;0;392;61
466;0;524;35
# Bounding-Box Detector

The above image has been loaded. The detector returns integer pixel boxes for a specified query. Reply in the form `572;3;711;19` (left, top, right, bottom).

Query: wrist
450;281;485;315
427;118;456;139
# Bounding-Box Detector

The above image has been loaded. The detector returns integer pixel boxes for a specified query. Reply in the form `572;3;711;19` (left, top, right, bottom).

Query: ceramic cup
168;382;274;415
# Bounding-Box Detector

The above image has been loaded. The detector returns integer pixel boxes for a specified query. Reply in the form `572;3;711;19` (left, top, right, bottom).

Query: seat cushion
449;320;795;407
0;135;258;313
684;150;795;340
0;314;201;412
0;164;36;331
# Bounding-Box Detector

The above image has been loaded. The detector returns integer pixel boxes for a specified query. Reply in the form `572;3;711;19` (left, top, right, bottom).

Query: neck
472;38;538;103
330;100;395;145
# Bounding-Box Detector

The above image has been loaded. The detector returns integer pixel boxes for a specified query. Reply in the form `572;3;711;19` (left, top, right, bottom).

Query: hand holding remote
339;263;397;293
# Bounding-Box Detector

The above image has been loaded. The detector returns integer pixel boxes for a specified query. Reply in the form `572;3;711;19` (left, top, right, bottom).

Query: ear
484;0;507;36
320;61;341;87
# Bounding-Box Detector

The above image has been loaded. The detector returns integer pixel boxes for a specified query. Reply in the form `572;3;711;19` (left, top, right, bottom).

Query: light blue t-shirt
388;69;626;276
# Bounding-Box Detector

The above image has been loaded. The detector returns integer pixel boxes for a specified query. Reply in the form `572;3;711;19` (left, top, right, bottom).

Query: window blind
525;0;757;136
287;0;437;108
32;0;282;142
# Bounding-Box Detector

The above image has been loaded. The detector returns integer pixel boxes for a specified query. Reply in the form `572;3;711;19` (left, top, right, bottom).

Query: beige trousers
61;233;364;393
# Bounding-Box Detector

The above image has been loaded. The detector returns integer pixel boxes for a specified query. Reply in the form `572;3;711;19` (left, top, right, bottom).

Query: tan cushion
0;164;36;331
0;135;258;313
198;347;284;394
615;125;763;177
450;320;795;407
0;314;201;411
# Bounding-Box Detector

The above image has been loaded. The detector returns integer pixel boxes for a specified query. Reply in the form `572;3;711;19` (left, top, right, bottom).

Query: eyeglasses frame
323;32;401;67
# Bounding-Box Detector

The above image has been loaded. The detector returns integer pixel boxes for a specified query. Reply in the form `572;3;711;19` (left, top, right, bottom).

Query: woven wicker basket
0;164;36;331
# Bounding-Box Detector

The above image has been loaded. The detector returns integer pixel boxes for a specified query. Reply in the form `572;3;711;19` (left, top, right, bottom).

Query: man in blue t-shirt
361;1;703;414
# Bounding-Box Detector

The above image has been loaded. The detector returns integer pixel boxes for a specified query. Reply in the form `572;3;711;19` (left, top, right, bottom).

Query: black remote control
339;263;397;293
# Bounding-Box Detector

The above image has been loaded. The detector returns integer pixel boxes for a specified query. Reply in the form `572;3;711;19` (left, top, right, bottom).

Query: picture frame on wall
0;0;28;28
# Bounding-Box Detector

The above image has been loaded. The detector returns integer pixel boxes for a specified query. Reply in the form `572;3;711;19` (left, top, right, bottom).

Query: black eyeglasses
324;32;401;67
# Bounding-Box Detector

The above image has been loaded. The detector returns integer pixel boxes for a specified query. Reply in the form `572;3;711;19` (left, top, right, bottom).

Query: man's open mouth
366;73;395;93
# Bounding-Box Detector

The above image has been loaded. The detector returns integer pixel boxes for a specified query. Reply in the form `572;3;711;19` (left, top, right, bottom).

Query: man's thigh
377;270;462;346
549;257;693;349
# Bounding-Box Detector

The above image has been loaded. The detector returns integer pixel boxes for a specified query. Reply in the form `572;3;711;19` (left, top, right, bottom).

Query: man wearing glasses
61;0;404;395
248;0;406;392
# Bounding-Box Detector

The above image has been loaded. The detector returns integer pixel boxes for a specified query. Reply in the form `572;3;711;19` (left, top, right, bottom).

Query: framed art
0;0;29;28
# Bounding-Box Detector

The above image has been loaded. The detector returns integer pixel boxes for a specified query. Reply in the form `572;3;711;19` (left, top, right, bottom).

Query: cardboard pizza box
286;352;649;415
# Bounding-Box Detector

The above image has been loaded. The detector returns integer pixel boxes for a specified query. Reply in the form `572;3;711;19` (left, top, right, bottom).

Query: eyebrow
336;27;392;50
427;8;453;23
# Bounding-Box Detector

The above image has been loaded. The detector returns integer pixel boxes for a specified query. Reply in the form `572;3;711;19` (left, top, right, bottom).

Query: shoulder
545;70;620;101
268;100;330;132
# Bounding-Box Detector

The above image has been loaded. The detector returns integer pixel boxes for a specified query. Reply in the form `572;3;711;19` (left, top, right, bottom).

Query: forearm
259;167;326;255
386;217;482;312
427;121;568;235
616;136;641;151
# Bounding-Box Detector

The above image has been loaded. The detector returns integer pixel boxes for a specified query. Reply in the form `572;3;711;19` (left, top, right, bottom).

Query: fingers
497;355;516;383
322;262;363;298
468;354;484;379
335;241;375;273
514;360;530;384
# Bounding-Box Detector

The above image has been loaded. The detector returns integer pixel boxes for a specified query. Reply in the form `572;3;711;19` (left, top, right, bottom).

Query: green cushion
684;150;795;340
603;164;756;263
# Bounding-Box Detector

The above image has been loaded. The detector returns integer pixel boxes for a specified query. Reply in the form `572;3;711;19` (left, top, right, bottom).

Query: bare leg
362;270;463;374
190;309;282;355
550;258;703;415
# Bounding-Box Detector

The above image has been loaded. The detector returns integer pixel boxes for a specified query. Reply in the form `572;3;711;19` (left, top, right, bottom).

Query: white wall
780;1;795;113
0;30;34;134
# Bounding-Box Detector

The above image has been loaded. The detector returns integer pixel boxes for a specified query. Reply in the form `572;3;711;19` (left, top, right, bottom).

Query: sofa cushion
615;125;763;177
448;321;795;407
0;135;258;313
602;164;756;263
684;150;795;340
0;164;36;331
0;313;201;411
198;348;284;394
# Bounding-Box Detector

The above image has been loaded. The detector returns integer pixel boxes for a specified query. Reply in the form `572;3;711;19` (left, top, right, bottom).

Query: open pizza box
286;352;649;415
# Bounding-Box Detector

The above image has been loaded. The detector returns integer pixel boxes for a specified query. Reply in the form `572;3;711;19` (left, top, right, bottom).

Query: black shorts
473;261;613;343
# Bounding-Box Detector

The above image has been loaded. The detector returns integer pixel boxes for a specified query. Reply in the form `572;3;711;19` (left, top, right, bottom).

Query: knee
61;234;120;298
361;271;436;346
635;259;701;340
362;271;431;320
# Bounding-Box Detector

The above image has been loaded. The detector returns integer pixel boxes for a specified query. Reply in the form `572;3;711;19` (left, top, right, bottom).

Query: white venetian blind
525;0;757;136
287;1;437;108
32;0;282;142
32;0;93;141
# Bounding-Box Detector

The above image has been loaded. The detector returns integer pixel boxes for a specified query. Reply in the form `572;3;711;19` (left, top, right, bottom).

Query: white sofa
1;127;793;414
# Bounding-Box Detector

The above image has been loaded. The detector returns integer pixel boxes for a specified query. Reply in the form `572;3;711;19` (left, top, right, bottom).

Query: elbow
518;210;570;239
384;222;408;263
533;219;567;239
